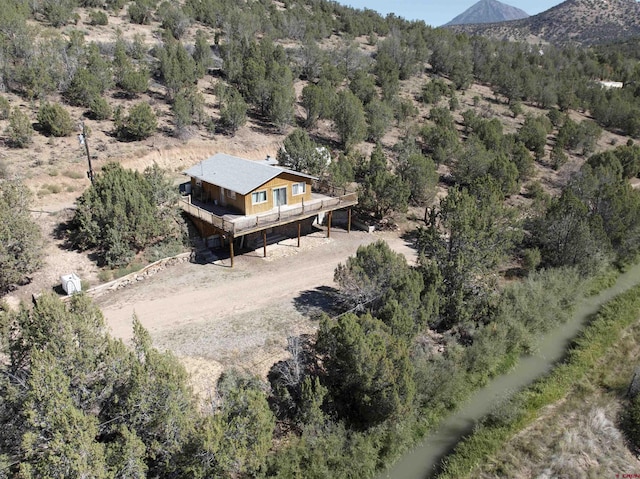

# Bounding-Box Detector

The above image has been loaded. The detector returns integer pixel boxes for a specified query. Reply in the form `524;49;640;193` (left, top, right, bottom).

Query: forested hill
447;0;640;45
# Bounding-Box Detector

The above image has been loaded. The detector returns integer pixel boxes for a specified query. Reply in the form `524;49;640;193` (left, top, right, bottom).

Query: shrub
128;0;154;24
88;96;112;120
37;102;74;137
523;248;541;273
115;103;156;140
65;68;102;107
117;65;149;97
105;0;125;10
70;162;181;266
41;0;77;27
63;169;84;179
157;1;190;39
219;89;247;135
0;180;42;292
0;96;10;119
6;107;32;148
89;9;108;25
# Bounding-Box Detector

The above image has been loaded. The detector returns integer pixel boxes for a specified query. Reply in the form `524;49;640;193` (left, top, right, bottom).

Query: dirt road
96;228;417;386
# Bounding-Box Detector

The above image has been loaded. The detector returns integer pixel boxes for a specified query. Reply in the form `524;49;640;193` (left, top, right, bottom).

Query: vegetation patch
63;169;84;180
583;266;621;296
437;282;640;479
68;162;185;267
0;180;42;293
38;183;62;195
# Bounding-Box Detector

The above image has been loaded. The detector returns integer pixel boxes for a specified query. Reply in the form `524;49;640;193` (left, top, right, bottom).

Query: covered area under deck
180;191;358;266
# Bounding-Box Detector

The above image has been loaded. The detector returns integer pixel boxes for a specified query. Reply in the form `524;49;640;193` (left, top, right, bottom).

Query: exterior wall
244;173;313;216
191;178;247;214
221;189;246;213
190;171;313;216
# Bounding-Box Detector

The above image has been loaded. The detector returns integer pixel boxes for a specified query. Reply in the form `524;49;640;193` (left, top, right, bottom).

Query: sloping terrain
447;0;640;45
445;0;529;26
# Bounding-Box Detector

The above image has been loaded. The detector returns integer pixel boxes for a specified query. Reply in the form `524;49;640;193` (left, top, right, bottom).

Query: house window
252;190;267;204
292;182;306;196
226;189;236;200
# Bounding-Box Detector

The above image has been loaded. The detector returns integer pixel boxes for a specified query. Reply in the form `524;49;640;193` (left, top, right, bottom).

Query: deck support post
263;230;267;258
297;222;301;247
229;237;234;268
327;210;333;238
347;208;351;234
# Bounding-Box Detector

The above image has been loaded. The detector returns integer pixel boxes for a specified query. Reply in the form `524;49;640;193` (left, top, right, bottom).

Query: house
184;153;317;216
180;153;358;266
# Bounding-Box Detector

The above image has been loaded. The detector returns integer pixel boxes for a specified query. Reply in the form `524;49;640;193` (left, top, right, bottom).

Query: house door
219;187;226;206
273;187;287;207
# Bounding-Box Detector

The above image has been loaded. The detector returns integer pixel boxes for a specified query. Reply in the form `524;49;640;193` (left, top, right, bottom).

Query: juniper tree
0;180;42;293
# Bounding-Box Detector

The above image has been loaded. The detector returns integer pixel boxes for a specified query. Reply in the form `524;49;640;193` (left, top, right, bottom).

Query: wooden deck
179;191;358;237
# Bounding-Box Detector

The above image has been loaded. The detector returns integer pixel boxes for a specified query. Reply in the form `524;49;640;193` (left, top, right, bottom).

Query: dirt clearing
95;228;418;391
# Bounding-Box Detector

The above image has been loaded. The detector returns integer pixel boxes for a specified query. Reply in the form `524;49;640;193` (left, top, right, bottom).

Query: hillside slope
447;0;640;45
445;0;529;26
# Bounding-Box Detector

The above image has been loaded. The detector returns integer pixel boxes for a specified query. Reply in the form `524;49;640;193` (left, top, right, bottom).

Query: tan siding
222;189;246;213
245;173;313;215
191;178;221;204
190;171;313;216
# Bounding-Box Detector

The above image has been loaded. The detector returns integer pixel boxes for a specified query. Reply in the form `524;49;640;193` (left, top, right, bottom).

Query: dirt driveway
95;228;417;393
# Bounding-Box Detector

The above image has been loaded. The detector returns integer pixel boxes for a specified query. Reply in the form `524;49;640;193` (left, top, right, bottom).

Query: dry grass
473;320;640;479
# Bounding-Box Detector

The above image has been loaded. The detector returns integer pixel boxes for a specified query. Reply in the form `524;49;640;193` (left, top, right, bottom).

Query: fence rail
179;192;357;236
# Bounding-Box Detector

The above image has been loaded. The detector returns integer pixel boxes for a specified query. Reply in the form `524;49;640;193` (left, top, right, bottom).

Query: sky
335;1;565;27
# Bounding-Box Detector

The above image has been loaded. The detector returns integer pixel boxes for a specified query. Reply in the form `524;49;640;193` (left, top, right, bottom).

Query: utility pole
78;122;94;185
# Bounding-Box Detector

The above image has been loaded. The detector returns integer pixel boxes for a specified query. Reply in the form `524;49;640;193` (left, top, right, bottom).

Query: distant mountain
445;0;529;26
446;0;640;46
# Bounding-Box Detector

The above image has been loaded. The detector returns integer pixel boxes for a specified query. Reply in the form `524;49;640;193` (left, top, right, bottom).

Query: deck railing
179;191;357;236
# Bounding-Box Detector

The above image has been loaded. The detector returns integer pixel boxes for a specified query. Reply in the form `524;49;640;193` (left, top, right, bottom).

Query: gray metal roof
184;153;317;195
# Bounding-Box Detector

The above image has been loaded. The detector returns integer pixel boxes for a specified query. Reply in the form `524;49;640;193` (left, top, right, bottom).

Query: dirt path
95;228;417;388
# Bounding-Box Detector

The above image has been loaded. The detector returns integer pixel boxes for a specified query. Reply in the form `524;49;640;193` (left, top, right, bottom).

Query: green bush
219;88;247;134
37;102;74;137
0;96;10;119
6;107;32;148
89;9;108;25
41;0;77;27
89;96;112;120
523;248;541;273
439;283;640;479
70;162;181;266
65;68;102;107
0;181;42;292
115;103;157;141
157;1;190;39
105;0;125;10
117;65;149;97
128;0;154;24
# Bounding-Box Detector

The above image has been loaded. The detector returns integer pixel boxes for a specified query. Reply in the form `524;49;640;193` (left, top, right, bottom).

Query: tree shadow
52;210;80;251
307;133;340;151
504;267;527;280
401;229;419;250
293;285;342;319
